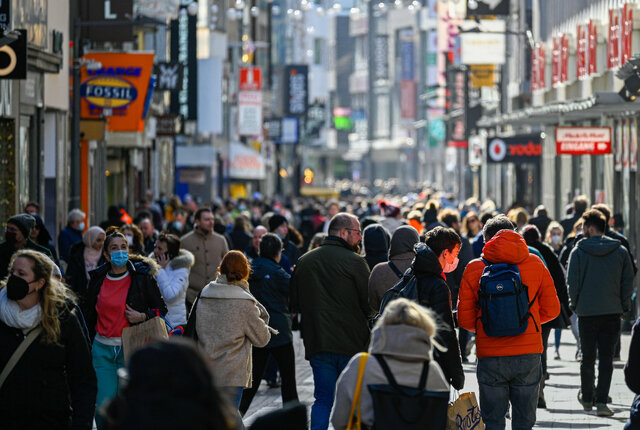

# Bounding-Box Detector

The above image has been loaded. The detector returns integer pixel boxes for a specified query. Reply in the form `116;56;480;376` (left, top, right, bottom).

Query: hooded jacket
411;243;465;389
567;235;634;317
83;255;168;342
363;224;390;270
458;230;560;358
368;226;419;311
155;249;194;328
330;324;449;430
250;257;293;348
195;275;272;388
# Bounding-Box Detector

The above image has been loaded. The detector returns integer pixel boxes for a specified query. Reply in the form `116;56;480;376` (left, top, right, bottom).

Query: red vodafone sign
239;68;262;91
556;126;612;155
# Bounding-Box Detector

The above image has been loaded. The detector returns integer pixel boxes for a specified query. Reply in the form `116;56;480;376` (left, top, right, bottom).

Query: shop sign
239;68;262;91
608;9;621;69
238;91;262;136
447;67;468;147
264;118;282;141
588;19;597;75
155;114;179;136
622;4;633;65
80;52;155;132
283;65;308;117
374;36;389;80
487;134;542;163
531;43;539;90
552;36;560;86
560;34;569;83
468;134;485;167
82;0;133;43
170;5;198;121
229;142;265;180
399;29;415;81
470;65;494;88
555;127;612;155
154;62;183;91
281;117;299;144
576;25;587;79
460;20;506;65
0;29;27;80
0;0;10;31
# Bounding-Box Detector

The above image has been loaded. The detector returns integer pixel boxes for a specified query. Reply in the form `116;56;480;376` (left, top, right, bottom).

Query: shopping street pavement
242;330;635;428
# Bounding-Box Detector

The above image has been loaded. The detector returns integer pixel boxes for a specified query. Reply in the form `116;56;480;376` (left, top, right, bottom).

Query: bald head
253;225;268;251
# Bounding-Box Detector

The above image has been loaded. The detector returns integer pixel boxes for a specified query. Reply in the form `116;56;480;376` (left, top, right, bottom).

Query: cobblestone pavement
242;330;634;429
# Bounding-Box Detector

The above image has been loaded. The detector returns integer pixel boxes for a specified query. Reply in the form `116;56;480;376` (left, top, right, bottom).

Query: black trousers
239;342;299;415
579;314;620;404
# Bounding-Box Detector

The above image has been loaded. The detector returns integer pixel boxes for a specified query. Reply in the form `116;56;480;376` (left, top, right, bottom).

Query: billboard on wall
170;10;198;120
283;65;308;117
487;134;542;163
79;52;155;132
556;127;612;155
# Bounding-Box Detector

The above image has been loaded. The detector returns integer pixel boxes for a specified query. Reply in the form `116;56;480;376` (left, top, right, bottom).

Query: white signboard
460;20;506;65
238;91;263;136
468;134;486;166
229;142;265;179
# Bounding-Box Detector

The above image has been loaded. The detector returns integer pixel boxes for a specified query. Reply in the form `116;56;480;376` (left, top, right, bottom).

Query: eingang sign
556;126;612;155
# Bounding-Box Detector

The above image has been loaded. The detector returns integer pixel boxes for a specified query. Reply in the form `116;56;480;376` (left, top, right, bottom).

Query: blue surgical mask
173;221;183;231
78;222;85;232
110;250;129;267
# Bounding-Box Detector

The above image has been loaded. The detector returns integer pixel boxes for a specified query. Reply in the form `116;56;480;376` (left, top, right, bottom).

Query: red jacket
457;230;560;358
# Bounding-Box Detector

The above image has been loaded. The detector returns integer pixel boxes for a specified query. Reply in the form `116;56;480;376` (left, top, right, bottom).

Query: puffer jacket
330;324;449;430
83;255;168;341
155;249;194;328
457;230;560;358
249;257;293;348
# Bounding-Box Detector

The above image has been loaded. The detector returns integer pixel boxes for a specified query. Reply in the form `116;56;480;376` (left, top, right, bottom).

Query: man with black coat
269;214;301;267
0;214;52;279
560;195;589;239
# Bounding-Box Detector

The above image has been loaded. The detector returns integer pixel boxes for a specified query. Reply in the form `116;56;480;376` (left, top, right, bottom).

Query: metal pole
366;1;376;187
70;17;82;211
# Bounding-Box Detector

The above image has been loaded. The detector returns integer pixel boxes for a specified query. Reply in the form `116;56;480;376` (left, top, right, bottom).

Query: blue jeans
477;354;542;430
92;340;125;430
309;352;352;430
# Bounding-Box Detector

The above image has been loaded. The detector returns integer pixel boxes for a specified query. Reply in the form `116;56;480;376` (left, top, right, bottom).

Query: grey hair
328;213;358;236
68;209;86;223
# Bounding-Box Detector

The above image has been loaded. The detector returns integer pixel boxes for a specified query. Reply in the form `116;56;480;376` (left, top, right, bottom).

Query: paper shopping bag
447;392;485;430
121;316;168;364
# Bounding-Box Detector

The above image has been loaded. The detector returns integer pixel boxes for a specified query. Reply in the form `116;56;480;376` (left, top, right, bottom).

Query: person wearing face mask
65;226;107;308
58;209;86;266
0;214;53;280
82;230;167;429
0;250;97;430
119;224;145;256
545;222;565;255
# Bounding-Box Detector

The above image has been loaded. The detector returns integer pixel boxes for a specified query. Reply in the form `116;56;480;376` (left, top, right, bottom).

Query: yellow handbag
346;353;370;430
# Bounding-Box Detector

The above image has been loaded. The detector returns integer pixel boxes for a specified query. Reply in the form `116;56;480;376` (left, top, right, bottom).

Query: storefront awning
477;92;640;128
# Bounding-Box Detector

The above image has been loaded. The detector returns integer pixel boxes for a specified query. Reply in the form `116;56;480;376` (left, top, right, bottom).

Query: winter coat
291;236;372;359
282;237;301;267
249;257;293;348
410;243;465;389
65;242;107;308
143;231;158;256
230;227;252;252
0;304;97;430
529;241;571;329
471;232;484;259
529;215;552;241
567;235;634;317
626;318;640;430
58;225;83;264
155;250;194;328
363;224;390;270
195;275;271;388
181;228;229;306
83;255;168;341
368;252;413;312
0;239;53;280
458;230;560;358
330;324;450;430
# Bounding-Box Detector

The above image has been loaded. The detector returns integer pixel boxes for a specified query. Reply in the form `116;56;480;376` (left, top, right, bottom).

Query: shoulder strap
387;261;403;278
0;326;42;390
374;354;430;391
347;353;370;430
418;360;430;390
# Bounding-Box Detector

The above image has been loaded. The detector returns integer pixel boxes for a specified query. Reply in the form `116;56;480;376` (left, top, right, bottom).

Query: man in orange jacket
458;215;560;430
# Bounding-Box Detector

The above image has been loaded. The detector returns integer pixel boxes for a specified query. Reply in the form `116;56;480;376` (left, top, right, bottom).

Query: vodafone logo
0;45;17;77
489;138;507;161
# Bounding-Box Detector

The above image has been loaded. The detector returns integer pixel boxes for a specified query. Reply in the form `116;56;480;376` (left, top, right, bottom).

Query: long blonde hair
2;250;76;344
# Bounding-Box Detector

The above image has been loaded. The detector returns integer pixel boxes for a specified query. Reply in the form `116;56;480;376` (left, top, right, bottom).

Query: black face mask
4;231;16;245
6;275;34;301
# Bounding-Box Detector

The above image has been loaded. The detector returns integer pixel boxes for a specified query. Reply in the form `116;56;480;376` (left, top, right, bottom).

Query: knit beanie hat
269;214;288;232
8;214;36;238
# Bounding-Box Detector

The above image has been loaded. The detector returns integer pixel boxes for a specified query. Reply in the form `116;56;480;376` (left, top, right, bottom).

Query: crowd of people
0;192;638;429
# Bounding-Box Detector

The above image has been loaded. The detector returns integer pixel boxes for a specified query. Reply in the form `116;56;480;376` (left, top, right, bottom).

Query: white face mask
125;235;134;245
550;235;562;245
443;256;459;273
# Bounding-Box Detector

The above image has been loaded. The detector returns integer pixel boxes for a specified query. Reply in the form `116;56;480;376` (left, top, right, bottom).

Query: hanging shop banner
576;25;587;79
608;9;621;69
154;62;183;91
560;33;569;83
239;68;262;91
80;52;155;132
446;67;468;148
374;36;389;80
615;120;623;171
238;91;263;136
283;65;308;117
588;19;598;75
552;36;560;86
460;20;505;65
229;142;265;180
470;65;494;88
487;134;542;163
401;80;416;120
623;119;630;170
281;117;299;144
532;43;546;91
468;134;486;167
465;0;509;17
399;29;415;81
631;118;638;172
264;118;282;141
621;4;633;65
555;126;612;155
170;8;198;120
0;29;27;80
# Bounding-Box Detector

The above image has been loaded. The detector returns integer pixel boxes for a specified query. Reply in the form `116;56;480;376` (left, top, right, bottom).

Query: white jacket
155;249;194;328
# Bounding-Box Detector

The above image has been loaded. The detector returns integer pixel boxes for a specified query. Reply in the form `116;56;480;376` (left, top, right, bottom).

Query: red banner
622;4;633;64
588;19;597;75
561;34;569;83
538;44;546;89
608;9;620;69
556;126;612;155
531;43;539;91
552;36;560;86
576;25;587;79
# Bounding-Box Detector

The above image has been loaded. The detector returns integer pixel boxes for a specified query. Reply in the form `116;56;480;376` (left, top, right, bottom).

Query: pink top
96;272;131;338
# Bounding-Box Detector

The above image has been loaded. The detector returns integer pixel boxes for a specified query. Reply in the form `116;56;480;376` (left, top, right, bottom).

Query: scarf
83;226;105;279
0;287;42;332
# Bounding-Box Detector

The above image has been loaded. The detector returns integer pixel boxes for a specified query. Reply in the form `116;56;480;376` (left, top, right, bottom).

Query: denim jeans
579;314;621;404
309;352;352;430
477;354;542;430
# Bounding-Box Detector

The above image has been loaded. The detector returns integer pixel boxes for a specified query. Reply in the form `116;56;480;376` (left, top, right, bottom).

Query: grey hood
388;225;420;258
369;324;437;361
576;235;621;257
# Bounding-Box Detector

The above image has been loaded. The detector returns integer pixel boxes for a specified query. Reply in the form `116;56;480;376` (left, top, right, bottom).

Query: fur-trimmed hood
169;249;194;270
128;254;160;276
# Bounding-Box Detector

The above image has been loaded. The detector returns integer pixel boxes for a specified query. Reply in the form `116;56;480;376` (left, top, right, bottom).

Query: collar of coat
200;274;254;301
321;235;357;252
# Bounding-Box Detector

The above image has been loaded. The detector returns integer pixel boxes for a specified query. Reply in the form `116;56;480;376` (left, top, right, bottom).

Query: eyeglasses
345;228;362;234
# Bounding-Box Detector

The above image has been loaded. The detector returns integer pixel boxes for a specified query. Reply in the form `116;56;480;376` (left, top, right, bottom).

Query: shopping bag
121;316;169;363
346;353;370;430
447;392;485;430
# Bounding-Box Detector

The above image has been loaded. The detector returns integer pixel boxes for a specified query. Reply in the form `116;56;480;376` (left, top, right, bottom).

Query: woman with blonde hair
191;250;273;410
330;298;450;430
544;221;564;255
119;224;144;256
0;249;97;429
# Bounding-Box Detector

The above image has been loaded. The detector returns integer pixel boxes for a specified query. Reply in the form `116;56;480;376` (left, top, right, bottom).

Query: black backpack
377;272;419;317
368;354;448;430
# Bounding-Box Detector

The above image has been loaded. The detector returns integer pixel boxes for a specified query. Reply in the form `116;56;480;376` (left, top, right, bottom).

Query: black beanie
269;214;288;232
8;214;36;238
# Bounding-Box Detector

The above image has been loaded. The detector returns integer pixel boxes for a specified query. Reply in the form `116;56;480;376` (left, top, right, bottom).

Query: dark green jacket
567;235;634;317
291;236;372;359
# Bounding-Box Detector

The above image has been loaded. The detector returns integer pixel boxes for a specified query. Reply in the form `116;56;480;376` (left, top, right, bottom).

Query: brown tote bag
447;391;485;430
121;316;168;363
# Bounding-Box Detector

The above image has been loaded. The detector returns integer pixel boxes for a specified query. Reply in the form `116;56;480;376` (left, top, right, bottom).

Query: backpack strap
525;287;540;332
387;261;403;278
0;327;42;390
417;360;430;391
374;354;430;391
